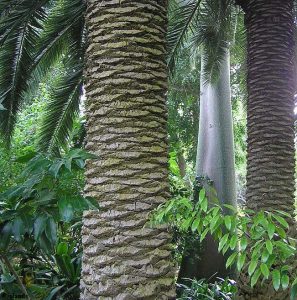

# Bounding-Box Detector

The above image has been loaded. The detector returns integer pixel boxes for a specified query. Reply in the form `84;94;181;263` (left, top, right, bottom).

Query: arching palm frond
167;0;203;74
36;0;86;155
33;0;86;79
0;0;86;153
168;0;236;83
38;50;83;156
0;0;49;143
198;0;234;83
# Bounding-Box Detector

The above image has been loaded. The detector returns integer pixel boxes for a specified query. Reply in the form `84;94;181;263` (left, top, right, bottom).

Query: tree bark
178;49;237;282
80;1;176;299
238;0;296;299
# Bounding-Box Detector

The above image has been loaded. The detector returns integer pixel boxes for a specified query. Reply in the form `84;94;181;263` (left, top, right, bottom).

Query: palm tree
79;1;175;298
168;0;237;281
235;0;296;298
0;0;176;298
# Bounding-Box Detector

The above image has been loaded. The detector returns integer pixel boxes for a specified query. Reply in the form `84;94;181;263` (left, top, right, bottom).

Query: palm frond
0;0;85;146
0;1;49;47
33;0;86;78
192;0;234;83
0;2;48;142
37;50;83;156
167;0;203;74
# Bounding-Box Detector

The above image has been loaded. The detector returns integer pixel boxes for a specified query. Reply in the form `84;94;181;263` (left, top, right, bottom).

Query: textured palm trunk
238;0;295;299
178;49;237;282
80;1;176;299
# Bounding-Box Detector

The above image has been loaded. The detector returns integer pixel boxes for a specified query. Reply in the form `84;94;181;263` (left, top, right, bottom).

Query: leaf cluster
0;148;98;299
152;189;297;299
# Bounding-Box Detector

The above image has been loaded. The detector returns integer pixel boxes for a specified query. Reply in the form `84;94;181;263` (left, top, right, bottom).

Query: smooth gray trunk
196;50;236;208
178;49;237;281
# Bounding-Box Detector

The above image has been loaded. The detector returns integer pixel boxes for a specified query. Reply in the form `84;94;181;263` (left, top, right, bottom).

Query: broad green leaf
224;215;232;230
223;204;237;212
16;151;37;163
248;259;258;276
222;243;230;255
37;233;53;254
45;285;66;300
201;197;208;212
168;154;180;176
275;227;286;239
74;158;85;169
240;236;248;251
261;249;270;263
265;240;273;255
191;218;200;232
267;223;275;239
0;222;12;250
58;197;74;222
218;233;229;252
211;206;221;217
260;263;269;279
226;252;237;269
49;159;64;178
272;214;289;229
275;210;291;218
266;254;276;268
210;214;220;233
56;242;68;256
84;197;100;210
35;190;56;205
199;188;206;203
34;215;48;240
181;218;192;231
281;265;290;273
251;269;261;287
290;278;297;300
45;217;57;246
200;228;209;242
281;275;289;290
12;217;24;242
237;252;246;272
230;235;237;250
272;270;280;291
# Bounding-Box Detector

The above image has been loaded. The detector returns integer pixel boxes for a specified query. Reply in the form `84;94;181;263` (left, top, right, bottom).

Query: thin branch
0;253;31;300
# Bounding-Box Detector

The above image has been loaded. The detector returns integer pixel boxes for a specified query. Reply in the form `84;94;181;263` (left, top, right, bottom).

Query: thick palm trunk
178;49;237;281
80;1;175;299
238;0;295;299
244;0;295;217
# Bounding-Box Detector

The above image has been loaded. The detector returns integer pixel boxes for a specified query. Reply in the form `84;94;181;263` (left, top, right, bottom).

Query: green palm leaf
167;0;203;74
0;0;86;150
0;1;48;142
37;50;83;156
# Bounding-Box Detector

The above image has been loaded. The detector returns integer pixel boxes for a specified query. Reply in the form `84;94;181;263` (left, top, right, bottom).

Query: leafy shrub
177;277;237;300
0;148;98;299
152;188;297;299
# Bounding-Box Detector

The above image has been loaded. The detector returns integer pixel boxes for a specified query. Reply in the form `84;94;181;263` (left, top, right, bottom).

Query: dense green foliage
178;278;237;300
0;1;296;300
152;186;297;299
0;149;97;299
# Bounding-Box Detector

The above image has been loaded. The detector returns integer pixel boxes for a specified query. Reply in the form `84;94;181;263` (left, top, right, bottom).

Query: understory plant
0;148;98;299
151;187;297;299
177;277;237;300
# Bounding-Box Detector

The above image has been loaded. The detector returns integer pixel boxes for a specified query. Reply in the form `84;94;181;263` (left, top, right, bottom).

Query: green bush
152;188;297;299
177;277;237;300
0;149;98;299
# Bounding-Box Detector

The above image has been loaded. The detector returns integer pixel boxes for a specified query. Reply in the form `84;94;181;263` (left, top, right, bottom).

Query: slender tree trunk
238;0;296;299
178;49;237;281
80;1;176;299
